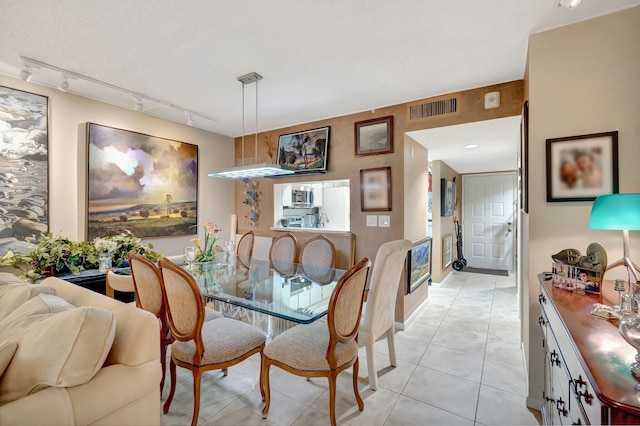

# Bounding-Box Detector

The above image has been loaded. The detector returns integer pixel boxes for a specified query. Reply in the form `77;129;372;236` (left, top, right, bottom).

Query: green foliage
0;231;162;281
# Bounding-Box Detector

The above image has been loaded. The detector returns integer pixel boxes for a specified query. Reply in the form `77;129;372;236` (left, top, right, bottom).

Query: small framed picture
442;234;453;269
355;116;393;156
360;167;392;212
546;131;618;202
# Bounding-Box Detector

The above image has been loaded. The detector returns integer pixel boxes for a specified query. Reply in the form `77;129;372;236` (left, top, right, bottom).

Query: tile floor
160;271;542;425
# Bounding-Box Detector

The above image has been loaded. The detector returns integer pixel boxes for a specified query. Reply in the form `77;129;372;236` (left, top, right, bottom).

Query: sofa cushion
0;340;18;378
0;272;26;286
0;284;56;321
0;294;117;404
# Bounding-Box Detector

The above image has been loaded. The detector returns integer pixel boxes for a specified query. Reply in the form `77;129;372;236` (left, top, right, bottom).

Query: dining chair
128;252;224;395
269;232;298;275
237;231;255;269
158;257;266;426
299;234;336;284
359;239;412;390
261;257;371;426
105;269;135;300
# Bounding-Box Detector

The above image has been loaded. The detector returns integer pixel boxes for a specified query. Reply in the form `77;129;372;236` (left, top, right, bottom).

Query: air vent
407;95;460;121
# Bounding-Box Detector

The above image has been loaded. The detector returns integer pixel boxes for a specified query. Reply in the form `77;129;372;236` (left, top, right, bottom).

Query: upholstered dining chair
299;234;336;284
261;257;371;426
269;232;298;275
128;252;224;395
105;269;135;300
158;258;266;426
359;239;412;390
237;231;255;269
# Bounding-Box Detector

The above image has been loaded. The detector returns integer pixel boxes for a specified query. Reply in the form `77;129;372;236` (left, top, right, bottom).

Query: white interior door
462;172;516;270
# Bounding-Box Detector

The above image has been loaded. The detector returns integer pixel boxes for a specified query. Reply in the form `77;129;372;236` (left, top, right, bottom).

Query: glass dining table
186;256;347;338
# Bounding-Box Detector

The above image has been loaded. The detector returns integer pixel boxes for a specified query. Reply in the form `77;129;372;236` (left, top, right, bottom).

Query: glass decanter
619;295;640;386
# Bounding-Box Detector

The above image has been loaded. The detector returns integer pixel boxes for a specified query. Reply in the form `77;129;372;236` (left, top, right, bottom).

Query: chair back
326;257;371;368
105;270;135;298
237;231;255;268
269;232;298;274
299;235;335;268
128;252;169;339
361;240;412;339
158;258;205;356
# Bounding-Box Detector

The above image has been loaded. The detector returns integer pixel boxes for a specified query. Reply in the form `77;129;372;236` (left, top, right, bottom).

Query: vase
619;296;640;385
99;252;112;272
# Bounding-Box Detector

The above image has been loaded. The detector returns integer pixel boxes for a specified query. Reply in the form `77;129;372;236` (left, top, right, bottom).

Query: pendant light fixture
209;72;294;179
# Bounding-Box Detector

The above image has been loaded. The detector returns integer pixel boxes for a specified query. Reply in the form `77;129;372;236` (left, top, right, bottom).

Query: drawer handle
539;293;547;304
538;316;546;327
572;420;582;425
556;397;568;417
571;375;594;405
550;350;561;367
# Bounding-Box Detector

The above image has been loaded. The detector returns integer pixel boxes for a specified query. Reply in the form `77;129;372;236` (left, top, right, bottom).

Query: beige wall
431;160;461;283
0;75;235;257
526;6;640;405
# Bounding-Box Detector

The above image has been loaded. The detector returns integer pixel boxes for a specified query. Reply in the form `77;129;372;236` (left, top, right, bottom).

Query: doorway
462;172;516;271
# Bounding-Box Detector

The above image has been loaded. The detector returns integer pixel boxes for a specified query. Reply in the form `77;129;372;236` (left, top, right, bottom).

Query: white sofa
0;273;161;425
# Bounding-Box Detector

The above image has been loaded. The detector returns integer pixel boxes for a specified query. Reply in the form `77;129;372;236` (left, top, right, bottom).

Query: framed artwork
0;86;49;253
354;115;393;156
519;101;529;213
546;131;618;202
442;234;453;269
277;126;329;174
440;178;454;217
360;167;392;212
407;237;432;294
86;123;198;240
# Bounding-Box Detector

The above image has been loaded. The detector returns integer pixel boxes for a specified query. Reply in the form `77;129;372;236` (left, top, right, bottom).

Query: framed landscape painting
87;123;198;240
277;126;329;174
443;234;453;269
407;237;432;294
355;115;393;156
0;86;49;254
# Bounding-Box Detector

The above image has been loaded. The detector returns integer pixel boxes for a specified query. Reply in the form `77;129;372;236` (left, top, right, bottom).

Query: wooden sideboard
537;275;640;425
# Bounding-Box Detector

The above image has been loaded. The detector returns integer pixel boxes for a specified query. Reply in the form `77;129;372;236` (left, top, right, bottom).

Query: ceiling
0;0;638;137
407;116;522;174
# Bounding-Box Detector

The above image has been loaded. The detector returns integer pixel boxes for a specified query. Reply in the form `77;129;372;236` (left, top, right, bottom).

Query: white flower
94;238;117;254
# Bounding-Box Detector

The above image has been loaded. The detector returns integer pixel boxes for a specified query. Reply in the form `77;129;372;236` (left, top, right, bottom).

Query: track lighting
19;65;32;82
132;95;144;111
57;75;69;92
186;114;194;127
557;0;581;9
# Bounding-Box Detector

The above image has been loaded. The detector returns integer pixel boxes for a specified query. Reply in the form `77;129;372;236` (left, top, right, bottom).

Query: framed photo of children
545;131;618;202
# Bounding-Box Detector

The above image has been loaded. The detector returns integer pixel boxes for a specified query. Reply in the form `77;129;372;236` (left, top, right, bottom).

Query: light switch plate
366;215;378;227
378;215;390;227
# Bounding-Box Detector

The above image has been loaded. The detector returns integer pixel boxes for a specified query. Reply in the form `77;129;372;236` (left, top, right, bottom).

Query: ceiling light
132;95;144;111
57;75;69;92
19;65;32;82
464;144;479;149
185;112;194;126
210;72;294;179
557;0;581;9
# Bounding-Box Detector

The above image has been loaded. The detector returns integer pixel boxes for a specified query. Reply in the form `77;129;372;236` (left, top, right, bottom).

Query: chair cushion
0;340;18;378
264;320;358;372
205;307;224;321
0;283;56;321
0;294;116;404
171;318;265;367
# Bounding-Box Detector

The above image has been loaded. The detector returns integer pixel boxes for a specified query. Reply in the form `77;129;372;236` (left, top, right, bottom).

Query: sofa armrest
0;387;74;426
44;277;160;366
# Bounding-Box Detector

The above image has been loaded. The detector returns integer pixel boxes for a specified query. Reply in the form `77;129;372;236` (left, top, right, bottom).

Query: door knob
507;222;512;225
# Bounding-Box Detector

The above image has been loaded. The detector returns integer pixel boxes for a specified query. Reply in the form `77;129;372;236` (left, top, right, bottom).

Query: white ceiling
407;116;522;174
0;0;638;137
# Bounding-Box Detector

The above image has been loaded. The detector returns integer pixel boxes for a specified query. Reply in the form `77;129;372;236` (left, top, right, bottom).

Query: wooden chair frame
237;231;255;269
268;232;298;274
158;258;265;426
128;252;172;394
261;257;371;426
105;269;135;299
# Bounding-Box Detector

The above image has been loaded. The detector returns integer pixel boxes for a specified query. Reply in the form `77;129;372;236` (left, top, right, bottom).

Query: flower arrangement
191;220;220;262
242;178;261;227
0;230;162;281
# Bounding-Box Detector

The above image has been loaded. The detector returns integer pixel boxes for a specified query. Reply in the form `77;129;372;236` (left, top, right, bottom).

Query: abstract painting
87;123;198;240
0;86;48;255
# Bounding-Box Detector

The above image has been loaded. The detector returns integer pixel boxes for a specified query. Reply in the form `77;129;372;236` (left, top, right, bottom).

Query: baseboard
394;295;430;331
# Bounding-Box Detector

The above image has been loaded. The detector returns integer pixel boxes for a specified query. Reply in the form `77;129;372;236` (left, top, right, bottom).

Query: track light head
57;75;69;92
132;95;144;111
557;0;581;9
185;112;194;126
19;65;32;82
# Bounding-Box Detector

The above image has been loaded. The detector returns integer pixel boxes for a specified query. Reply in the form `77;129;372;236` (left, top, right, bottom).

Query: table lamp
589;193;640;289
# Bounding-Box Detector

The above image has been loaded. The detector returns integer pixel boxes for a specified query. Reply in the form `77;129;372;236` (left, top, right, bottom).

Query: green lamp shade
589;193;640;230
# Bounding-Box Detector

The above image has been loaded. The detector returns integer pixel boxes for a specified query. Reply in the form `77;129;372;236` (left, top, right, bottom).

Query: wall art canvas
0;86;48;255
360;167;392;212
441;178;454;217
277;126;329;174
87;123;198;241
355;115;394;156
546;131;618;202
407;237;432;294
443;233;453;269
